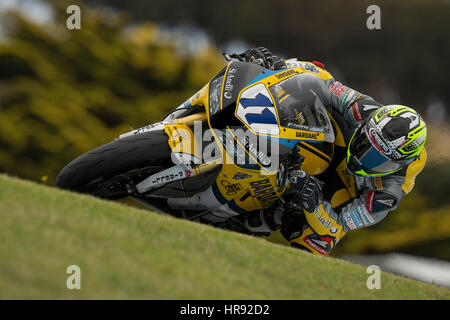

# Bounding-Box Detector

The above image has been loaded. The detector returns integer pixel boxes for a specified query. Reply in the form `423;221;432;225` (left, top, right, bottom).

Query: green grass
0;174;449;299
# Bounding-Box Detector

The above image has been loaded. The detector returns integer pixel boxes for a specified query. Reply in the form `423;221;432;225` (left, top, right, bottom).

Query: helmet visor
347;125;413;176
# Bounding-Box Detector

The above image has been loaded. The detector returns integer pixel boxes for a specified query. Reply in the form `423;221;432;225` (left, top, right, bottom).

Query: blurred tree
0;3;224;183
84;0;450;117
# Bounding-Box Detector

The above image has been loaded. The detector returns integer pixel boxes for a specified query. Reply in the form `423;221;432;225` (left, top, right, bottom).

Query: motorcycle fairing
164;60;339;214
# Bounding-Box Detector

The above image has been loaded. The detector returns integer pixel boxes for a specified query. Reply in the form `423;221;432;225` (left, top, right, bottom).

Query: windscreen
269;74;335;143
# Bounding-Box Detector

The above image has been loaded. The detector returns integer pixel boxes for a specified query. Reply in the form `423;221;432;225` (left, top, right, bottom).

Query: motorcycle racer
240;47;427;255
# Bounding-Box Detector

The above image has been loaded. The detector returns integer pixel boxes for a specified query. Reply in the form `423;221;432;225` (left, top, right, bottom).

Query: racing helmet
346;105;426;176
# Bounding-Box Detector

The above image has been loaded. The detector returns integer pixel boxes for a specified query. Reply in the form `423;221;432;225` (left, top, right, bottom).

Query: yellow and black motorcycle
56;55;337;234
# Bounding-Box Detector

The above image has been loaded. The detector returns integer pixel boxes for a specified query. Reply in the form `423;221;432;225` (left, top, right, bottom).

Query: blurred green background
0;0;449;260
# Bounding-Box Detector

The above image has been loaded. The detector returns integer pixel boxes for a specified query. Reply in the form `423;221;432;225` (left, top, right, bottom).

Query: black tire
56;130;172;198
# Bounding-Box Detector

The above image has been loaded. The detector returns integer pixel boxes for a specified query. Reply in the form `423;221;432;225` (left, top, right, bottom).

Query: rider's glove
284;169;322;213
280;206;308;241
243;47;286;70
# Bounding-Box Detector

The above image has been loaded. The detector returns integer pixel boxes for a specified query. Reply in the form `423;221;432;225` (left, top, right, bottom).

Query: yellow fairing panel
164;124;201;160
215;167;282;211
297;142;332;176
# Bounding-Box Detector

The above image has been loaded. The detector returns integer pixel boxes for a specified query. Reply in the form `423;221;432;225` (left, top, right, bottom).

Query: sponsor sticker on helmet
368;128;391;155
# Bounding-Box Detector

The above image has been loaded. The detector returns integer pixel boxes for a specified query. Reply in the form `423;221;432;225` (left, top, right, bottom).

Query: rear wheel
56;130;172;199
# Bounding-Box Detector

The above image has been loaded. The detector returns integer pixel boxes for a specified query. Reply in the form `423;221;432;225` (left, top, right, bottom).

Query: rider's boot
243;205;284;236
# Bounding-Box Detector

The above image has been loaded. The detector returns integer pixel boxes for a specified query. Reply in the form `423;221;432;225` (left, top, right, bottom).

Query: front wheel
56;130;172;199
